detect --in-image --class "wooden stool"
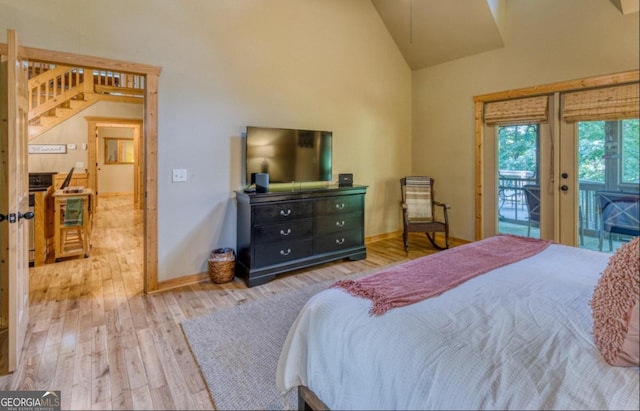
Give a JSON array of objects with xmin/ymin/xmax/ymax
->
[{"xmin": 53, "ymin": 189, "xmax": 93, "ymax": 261}]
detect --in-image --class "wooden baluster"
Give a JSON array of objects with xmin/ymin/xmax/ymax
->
[
  {"xmin": 84, "ymin": 68, "xmax": 94, "ymax": 94},
  {"xmin": 44, "ymin": 81, "xmax": 49, "ymax": 105}
]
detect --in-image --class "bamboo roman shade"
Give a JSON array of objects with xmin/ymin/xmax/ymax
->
[
  {"xmin": 484, "ymin": 96, "xmax": 549, "ymax": 125},
  {"xmin": 562, "ymin": 83, "xmax": 639, "ymax": 122}
]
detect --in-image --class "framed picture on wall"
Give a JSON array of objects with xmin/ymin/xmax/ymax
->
[{"xmin": 28, "ymin": 144, "xmax": 67, "ymax": 154}]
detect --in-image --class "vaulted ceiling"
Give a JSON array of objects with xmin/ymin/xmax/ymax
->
[{"xmin": 371, "ymin": 0, "xmax": 639, "ymax": 71}]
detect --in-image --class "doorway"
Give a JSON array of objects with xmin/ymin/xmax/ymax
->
[
  {"xmin": 6, "ymin": 43, "xmax": 161, "ymax": 292},
  {"xmin": 570, "ymin": 119, "xmax": 640, "ymax": 252},
  {"xmin": 496, "ymin": 124, "xmax": 540, "ymax": 238},
  {"xmin": 474, "ymin": 70, "xmax": 639, "ymax": 246},
  {"xmin": 86, "ymin": 118, "xmax": 144, "ymax": 210}
]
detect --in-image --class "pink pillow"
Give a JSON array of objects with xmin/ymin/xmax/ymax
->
[{"xmin": 590, "ymin": 236, "xmax": 640, "ymax": 366}]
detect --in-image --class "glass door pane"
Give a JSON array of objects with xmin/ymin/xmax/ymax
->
[
  {"xmin": 497, "ymin": 124, "xmax": 540, "ymax": 238},
  {"xmin": 577, "ymin": 119, "xmax": 639, "ymax": 252}
]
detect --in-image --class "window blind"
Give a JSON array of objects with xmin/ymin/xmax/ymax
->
[
  {"xmin": 562, "ymin": 83, "xmax": 639, "ymax": 122},
  {"xmin": 483, "ymin": 96, "xmax": 549, "ymax": 125}
]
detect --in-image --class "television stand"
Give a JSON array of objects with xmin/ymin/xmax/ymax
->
[{"xmin": 235, "ymin": 184, "xmax": 367, "ymax": 287}]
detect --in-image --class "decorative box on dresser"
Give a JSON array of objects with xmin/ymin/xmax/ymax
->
[{"xmin": 235, "ymin": 184, "xmax": 367, "ymax": 287}]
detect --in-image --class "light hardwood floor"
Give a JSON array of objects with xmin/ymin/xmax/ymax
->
[{"xmin": 0, "ymin": 195, "xmax": 463, "ymax": 410}]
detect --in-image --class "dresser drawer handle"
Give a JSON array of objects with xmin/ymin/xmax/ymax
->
[
  {"xmin": 335, "ymin": 203, "xmax": 345, "ymax": 210},
  {"xmin": 280, "ymin": 209, "xmax": 292, "ymax": 217},
  {"xmin": 335, "ymin": 238, "xmax": 345, "ymax": 245},
  {"xmin": 335, "ymin": 220, "xmax": 345, "ymax": 227},
  {"xmin": 280, "ymin": 228, "xmax": 292, "ymax": 236},
  {"xmin": 280, "ymin": 248, "xmax": 292, "ymax": 256}
]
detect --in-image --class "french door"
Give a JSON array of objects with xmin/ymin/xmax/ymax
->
[
  {"xmin": 560, "ymin": 118, "xmax": 640, "ymax": 252},
  {"xmin": 477, "ymin": 72, "xmax": 639, "ymax": 249},
  {"xmin": 482, "ymin": 118, "xmax": 554, "ymax": 241},
  {"xmin": 492, "ymin": 119, "xmax": 638, "ymax": 250},
  {"xmin": 496, "ymin": 124, "xmax": 541, "ymax": 238}
]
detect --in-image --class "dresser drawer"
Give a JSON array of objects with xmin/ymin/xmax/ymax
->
[
  {"xmin": 315, "ymin": 212, "xmax": 363, "ymax": 235},
  {"xmin": 253, "ymin": 201, "xmax": 313, "ymax": 223},
  {"xmin": 315, "ymin": 195, "xmax": 363, "ymax": 216},
  {"xmin": 254, "ymin": 218, "xmax": 313, "ymax": 244},
  {"xmin": 254, "ymin": 239, "xmax": 313, "ymax": 268},
  {"xmin": 315, "ymin": 229, "xmax": 363, "ymax": 254}
]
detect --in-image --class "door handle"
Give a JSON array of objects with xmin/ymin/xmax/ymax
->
[
  {"xmin": 18, "ymin": 211, "xmax": 35, "ymax": 220},
  {"xmin": 0, "ymin": 212, "xmax": 31, "ymax": 222},
  {"xmin": 0, "ymin": 213, "xmax": 16, "ymax": 223}
]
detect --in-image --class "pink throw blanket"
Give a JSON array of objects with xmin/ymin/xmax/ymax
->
[{"xmin": 332, "ymin": 235, "xmax": 553, "ymax": 315}]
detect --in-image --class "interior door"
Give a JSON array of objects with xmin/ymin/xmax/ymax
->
[{"xmin": 0, "ymin": 29, "xmax": 31, "ymax": 374}]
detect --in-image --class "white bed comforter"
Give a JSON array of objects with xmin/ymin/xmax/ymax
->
[{"xmin": 276, "ymin": 244, "xmax": 640, "ymax": 410}]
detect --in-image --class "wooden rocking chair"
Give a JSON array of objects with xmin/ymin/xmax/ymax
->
[{"xmin": 400, "ymin": 176, "xmax": 450, "ymax": 253}]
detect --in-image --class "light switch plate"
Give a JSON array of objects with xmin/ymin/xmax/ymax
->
[{"xmin": 172, "ymin": 168, "xmax": 187, "ymax": 182}]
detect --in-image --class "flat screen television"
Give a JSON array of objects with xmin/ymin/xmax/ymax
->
[{"xmin": 245, "ymin": 126, "xmax": 332, "ymax": 185}]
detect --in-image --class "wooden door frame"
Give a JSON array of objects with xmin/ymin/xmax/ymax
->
[
  {"xmin": 0, "ymin": 43, "xmax": 162, "ymax": 292},
  {"xmin": 473, "ymin": 69, "xmax": 639, "ymax": 241}
]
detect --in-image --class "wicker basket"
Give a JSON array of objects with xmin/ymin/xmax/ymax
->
[{"xmin": 208, "ymin": 248, "xmax": 235, "ymax": 284}]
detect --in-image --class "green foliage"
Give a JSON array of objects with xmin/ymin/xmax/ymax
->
[
  {"xmin": 497, "ymin": 125, "xmax": 538, "ymax": 173},
  {"xmin": 622, "ymin": 119, "xmax": 639, "ymax": 183},
  {"xmin": 578, "ymin": 119, "xmax": 639, "ymax": 183},
  {"xmin": 498, "ymin": 120, "xmax": 639, "ymax": 184},
  {"xmin": 578, "ymin": 121, "xmax": 605, "ymax": 182}
]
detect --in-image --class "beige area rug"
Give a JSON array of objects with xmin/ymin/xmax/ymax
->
[{"xmin": 180, "ymin": 267, "xmax": 387, "ymax": 410}]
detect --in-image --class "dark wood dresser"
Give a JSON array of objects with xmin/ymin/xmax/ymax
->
[{"xmin": 235, "ymin": 184, "xmax": 367, "ymax": 287}]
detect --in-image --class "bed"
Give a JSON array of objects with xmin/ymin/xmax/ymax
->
[{"xmin": 276, "ymin": 235, "xmax": 640, "ymax": 410}]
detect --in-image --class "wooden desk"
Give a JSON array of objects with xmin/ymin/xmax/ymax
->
[{"xmin": 53, "ymin": 188, "xmax": 94, "ymax": 261}]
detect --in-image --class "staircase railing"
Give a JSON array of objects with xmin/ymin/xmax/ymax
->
[
  {"xmin": 93, "ymin": 70, "xmax": 145, "ymax": 97},
  {"xmin": 27, "ymin": 62, "xmax": 144, "ymax": 119},
  {"xmin": 27, "ymin": 64, "xmax": 86, "ymax": 120}
]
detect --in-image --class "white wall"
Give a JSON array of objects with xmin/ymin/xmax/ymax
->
[
  {"xmin": 412, "ymin": 0, "xmax": 639, "ymax": 241},
  {"xmin": 1, "ymin": 0, "xmax": 413, "ymax": 281}
]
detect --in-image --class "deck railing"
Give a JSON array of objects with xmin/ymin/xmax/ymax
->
[
  {"xmin": 498, "ymin": 172, "xmax": 536, "ymax": 222},
  {"xmin": 578, "ymin": 181, "xmax": 604, "ymax": 235},
  {"xmin": 500, "ymin": 175, "xmax": 638, "ymax": 238}
]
